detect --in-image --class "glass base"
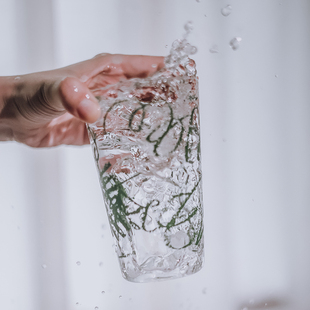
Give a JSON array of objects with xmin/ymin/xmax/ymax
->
[{"xmin": 118, "ymin": 251, "xmax": 204, "ymax": 283}]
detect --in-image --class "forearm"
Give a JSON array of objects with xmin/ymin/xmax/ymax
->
[{"xmin": 0, "ymin": 76, "xmax": 15, "ymax": 141}]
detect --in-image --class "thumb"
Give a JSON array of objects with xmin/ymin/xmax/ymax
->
[{"xmin": 58, "ymin": 77, "xmax": 101, "ymax": 123}]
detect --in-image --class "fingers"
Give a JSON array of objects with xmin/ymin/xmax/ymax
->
[
  {"xmin": 58, "ymin": 77, "xmax": 101, "ymax": 124},
  {"xmin": 118, "ymin": 55, "xmax": 165, "ymax": 78},
  {"xmin": 65, "ymin": 54, "xmax": 165, "ymax": 82}
]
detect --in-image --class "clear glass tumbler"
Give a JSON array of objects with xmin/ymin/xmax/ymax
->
[{"xmin": 87, "ymin": 72, "xmax": 204, "ymax": 282}]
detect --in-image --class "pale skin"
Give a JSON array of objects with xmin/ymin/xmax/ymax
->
[{"xmin": 0, "ymin": 54, "xmax": 164, "ymax": 147}]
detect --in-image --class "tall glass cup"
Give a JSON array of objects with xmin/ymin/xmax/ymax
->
[{"xmin": 87, "ymin": 71, "xmax": 204, "ymax": 282}]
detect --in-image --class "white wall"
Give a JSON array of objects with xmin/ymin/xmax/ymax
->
[{"xmin": 1, "ymin": 0, "xmax": 309, "ymax": 309}]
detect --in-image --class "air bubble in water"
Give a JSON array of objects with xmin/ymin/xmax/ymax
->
[
  {"xmin": 229, "ymin": 37, "xmax": 242, "ymax": 50},
  {"xmin": 221, "ymin": 5, "xmax": 232, "ymax": 16}
]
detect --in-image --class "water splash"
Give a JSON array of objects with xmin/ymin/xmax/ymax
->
[
  {"xmin": 209, "ymin": 45, "xmax": 219, "ymax": 53},
  {"xmin": 229, "ymin": 37, "xmax": 242, "ymax": 50},
  {"xmin": 221, "ymin": 5, "xmax": 232, "ymax": 16},
  {"xmin": 164, "ymin": 21, "xmax": 197, "ymax": 77}
]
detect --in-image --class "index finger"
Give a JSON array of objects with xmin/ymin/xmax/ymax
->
[
  {"xmin": 64, "ymin": 54, "xmax": 165, "ymax": 82},
  {"xmin": 117, "ymin": 54, "xmax": 165, "ymax": 78}
]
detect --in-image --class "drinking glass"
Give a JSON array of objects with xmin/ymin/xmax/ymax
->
[{"xmin": 87, "ymin": 71, "xmax": 204, "ymax": 282}]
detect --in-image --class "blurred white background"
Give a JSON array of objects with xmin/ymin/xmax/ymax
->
[{"xmin": 0, "ymin": 0, "xmax": 309, "ymax": 309}]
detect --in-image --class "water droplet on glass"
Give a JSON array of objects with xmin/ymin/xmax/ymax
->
[
  {"xmin": 229, "ymin": 37, "xmax": 242, "ymax": 50},
  {"xmin": 221, "ymin": 5, "xmax": 232, "ymax": 16},
  {"xmin": 74, "ymin": 86, "xmax": 78, "ymax": 92},
  {"xmin": 76, "ymin": 261, "xmax": 81, "ymax": 266},
  {"xmin": 41, "ymin": 264, "xmax": 47, "ymax": 269},
  {"xmin": 209, "ymin": 45, "xmax": 219, "ymax": 53}
]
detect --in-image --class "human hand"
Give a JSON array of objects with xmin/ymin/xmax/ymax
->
[{"xmin": 0, "ymin": 54, "xmax": 164, "ymax": 147}]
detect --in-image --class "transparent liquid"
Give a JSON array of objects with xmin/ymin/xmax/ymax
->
[{"xmin": 88, "ymin": 27, "xmax": 204, "ymax": 282}]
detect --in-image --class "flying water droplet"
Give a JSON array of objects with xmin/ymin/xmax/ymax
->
[
  {"xmin": 221, "ymin": 5, "xmax": 232, "ymax": 16},
  {"xmin": 119, "ymin": 295, "xmax": 122, "ymax": 299},
  {"xmin": 184, "ymin": 21, "xmax": 194, "ymax": 35},
  {"xmin": 275, "ymin": 74, "xmax": 278, "ymax": 78},
  {"xmin": 101, "ymin": 291, "xmax": 105, "ymax": 294},
  {"xmin": 165, "ymin": 45, "xmax": 168, "ymax": 48},
  {"xmin": 76, "ymin": 261, "xmax": 81, "ymax": 266},
  {"xmin": 209, "ymin": 45, "xmax": 219, "ymax": 53},
  {"xmin": 94, "ymin": 307, "xmax": 99, "ymax": 310},
  {"xmin": 229, "ymin": 37, "xmax": 242, "ymax": 50},
  {"xmin": 41, "ymin": 264, "xmax": 47, "ymax": 269}
]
